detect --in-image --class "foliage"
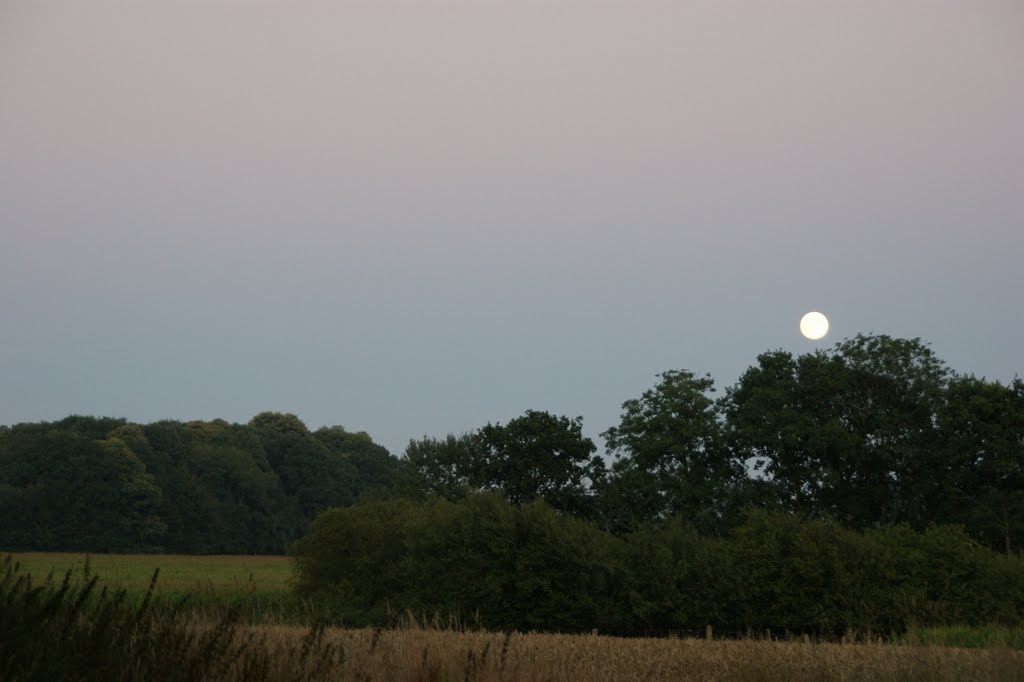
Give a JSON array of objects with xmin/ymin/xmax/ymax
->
[
  {"xmin": 291, "ymin": 496, "xmax": 1024, "ymax": 635},
  {"xmin": 475, "ymin": 411, "xmax": 605, "ymax": 519},
  {"xmin": 601, "ymin": 370, "xmax": 744, "ymax": 533},
  {"xmin": 291, "ymin": 494, "xmax": 627, "ymax": 631},
  {"xmin": 402, "ymin": 411, "xmax": 605, "ymax": 520},
  {"xmin": 401, "ymin": 433, "xmax": 478, "ymax": 501},
  {"xmin": 0, "ymin": 554, "xmax": 244, "ymax": 681},
  {"xmin": 936, "ymin": 375, "xmax": 1024, "ymax": 553},
  {"xmin": 723, "ymin": 335, "xmax": 950, "ymax": 527},
  {"xmin": 0, "ymin": 415, "xmax": 399, "ymax": 554}
]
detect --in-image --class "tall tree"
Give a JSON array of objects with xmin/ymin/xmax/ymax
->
[
  {"xmin": 937, "ymin": 375, "xmax": 1024, "ymax": 552},
  {"xmin": 0, "ymin": 425, "xmax": 165, "ymax": 552},
  {"xmin": 475, "ymin": 411, "xmax": 604, "ymax": 519},
  {"xmin": 314, "ymin": 426, "xmax": 401, "ymax": 498},
  {"xmin": 724, "ymin": 334, "xmax": 950, "ymax": 528},
  {"xmin": 402, "ymin": 433, "xmax": 478, "ymax": 501},
  {"xmin": 601, "ymin": 370, "xmax": 743, "ymax": 533},
  {"xmin": 249, "ymin": 412, "xmax": 361, "ymax": 536}
]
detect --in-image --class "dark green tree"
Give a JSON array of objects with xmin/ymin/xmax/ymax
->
[
  {"xmin": 249, "ymin": 412, "xmax": 360, "ymax": 536},
  {"xmin": 723, "ymin": 334, "xmax": 950, "ymax": 528},
  {"xmin": 475, "ymin": 410, "xmax": 605, "ymax": 519},
  {"xmin": 0, "ymin": 425, "xmax": 164, "ymax": 552},
  {"xmin": 601, "ymin": 370, "xmax": 743, "ymax": 533},
  {"xmin": 401, "ymin": 433, "xmax": 478, "ymax": 501},
  {"xmin": 937, "ymin": 375, "xmax": 1024, "ymax": 552},
  {"xmin": 314, "ymin": 425, "xmax": 401, "ymax": 498}
]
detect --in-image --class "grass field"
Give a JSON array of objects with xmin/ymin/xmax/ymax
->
[
  {"xmin": 6, "ymin": 552, "xmax": 300, "ymax": 622},
  {"xmin": 902, "ymin": 624, "xmax": 1024, "ymax": 650},
  {"xmin": 8, "ymin": 552, "xmax": 292, "ymax": 594}
]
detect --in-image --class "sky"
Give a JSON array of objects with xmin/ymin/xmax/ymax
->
[{"xmin": 1, "ymin": 1, "xmax": 1022, "ymax": 455}]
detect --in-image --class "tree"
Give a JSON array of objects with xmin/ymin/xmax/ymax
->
[
  {"xmin": 402, "ymin": 433, "xmax": 478, "ymax": 501},
  {"xmin": 938, "ymin": 375, "xmax": 1024, "ymax": 553},
  {"xmin": 401, "ymin": 412, "xmax": 604, "ymax": 518},
  {"xmin": 0, "ymin": 425, "xmax": 165, "ymax": 552},
  {"xmin": 475, "ymin": 411, "xmax": 605, "ymax": 519},
  {"xmin": 249, "ymin": 412, "xmax": 359, "ymax": 534},
  {"xmin": 314, "ymin": 426, "xmax": 401, "ymax": 498},
  {"xmin": 723, "ymin": 334, "xmax": 950, "ymax": 528},
  {"xmin": 601, "ymin": 370, "xmax": 743, "ymax": 533}
]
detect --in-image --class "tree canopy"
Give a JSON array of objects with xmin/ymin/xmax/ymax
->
[{"xmin": 1, "ymin": 333, "xmax": 1021, "ymax": 555}]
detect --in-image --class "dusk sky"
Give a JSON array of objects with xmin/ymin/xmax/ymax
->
[{"xmin": 2, "ymin": 1, "xmax": 1022, "ymax": 455}]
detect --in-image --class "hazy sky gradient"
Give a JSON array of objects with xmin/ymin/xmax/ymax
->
[{"xmin": 2, "ymin": 1, "xmax": 1022, "ymax": 454}]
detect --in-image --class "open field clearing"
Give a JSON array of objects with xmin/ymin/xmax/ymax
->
[
  {"xmin": 5, "ymin": 552, "xmax": 302, "ymax": 621},
  {"xmin": 229, "ymin": 626, "xmax": 1024, "ymax": 682}
]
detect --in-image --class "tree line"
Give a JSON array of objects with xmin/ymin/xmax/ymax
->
[
  {"xmin": 0, "ymin": 413, "xmax": 399, "ymax": 553},
  {"xmin": 403, "ymin": 334, "xmax": 1023, "ymax": 553},
  {"xmin": 0, "ymin": 333, "xmax": 1021, "ymax": 555}
]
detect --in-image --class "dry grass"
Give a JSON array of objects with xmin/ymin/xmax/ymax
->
[{"xmin": 228, "ymin": 625, "xmax": 1024, "ymax": 682}]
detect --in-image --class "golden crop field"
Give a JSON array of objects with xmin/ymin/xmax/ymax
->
[{"xmin": 226, "ymin": 625, "xmax": 1024, "ymax": 682}]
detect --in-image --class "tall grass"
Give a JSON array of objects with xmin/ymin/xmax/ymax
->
[
  {"xmin": 0, "ymin": 554, "xmax": 244, "ymax": 681},
  {"xmin": 5, "ymin": 552, "xmax": 315, "ymax": 625},
  {"xmin": 903, "ymin": 624, "xmax": 1024, "ymax": 650}
]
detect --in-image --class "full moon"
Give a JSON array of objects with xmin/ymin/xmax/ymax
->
[{"xmin": 800, "ymin": 312, "xmax": 829, "ymax": 340}]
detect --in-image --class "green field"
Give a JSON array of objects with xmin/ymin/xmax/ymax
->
[
  {"xmin": 7, "ymin": 552, "xmax": 300, "ymax": 621},
  {"xmin": 9, "ymin": 552, "xmax": 292, "ymax": 594}
]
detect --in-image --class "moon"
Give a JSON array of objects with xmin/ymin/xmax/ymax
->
[{"xmin": 800, "ymin": 312, "xmax": 829, "ymax": 340}]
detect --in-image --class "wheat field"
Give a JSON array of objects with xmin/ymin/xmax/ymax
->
[{"xmin": 227, "ymin": 625, "xmax": 1024, "ymax": 681}]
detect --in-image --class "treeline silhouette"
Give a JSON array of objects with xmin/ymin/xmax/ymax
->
[
  {"xmin": 0, "ymin": 413, "xmax": 399, "ymax": 553},
  {"xmin": 0, "ymin": 333, "xmax": 1021, "ymax": 555}
]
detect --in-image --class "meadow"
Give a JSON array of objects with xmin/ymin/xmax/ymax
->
[
  {"xmin": 9, "ymin": 552, "xmax": 292, "ymax": 593},
  {"xmin": 6, "ymin": 552, "xmax": 300, "ymax": 621}
]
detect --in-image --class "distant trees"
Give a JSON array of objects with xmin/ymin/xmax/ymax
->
[
  {"xmin": 0, "ymin": 332, "xmax": 1021, "ymax": 556},
  {"xmin": 402, "ymin": 410, "xmax": 604, "ymax": 519},
  {"xmin": 724, "ymin": 335, "xmax": 949, "ymax": 527},
  {"xmin": 721, "ymin": 334, "xmax": 1023, "ymax": 551},
  {"xmin": 475, "ymin": 411, "xmax": 604, "ymax": 518},
  {"xmin": 0, "ymin": 425, "xmax": 163, "ymax": 552},
  {"xmin": 0, "ymin": 414, "xmax": 401, "ymax": 554},
  {"xmin": 402, "ymin": 434, "xmax": 477, "ymax": 501}
]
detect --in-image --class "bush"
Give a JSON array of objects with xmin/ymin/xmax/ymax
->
[{"xmin": 291, "ymin": 497, "xmax": 1024, "ymax": 635}]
